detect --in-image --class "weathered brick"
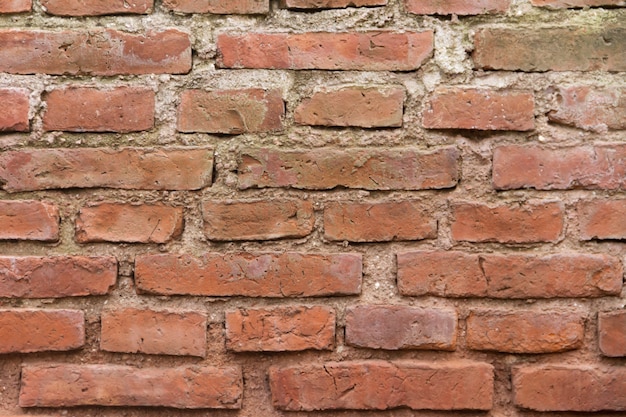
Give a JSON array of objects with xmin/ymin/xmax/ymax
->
[
  {"xmin": 0, "ymin": 29, "xmax": 191, "ymax": 75},
  {"xmin": 467, "ymin": 310, "xmax": 584, "ymax": 353},
  {"xmin": 473, "ymin": 27, "xmax": 626, "ymax": 72},
  {"xmin": 513, "ymin": 365, "xmax": 626, "ymax": 411},
  {"xmin": 578, "ymin": 199, "xmax": 626, "ymax": 240},
  {"xmin": 406, "ymin": 0, "xmax": 510, "ymax": 14},
  {"xmin": 270, "ymin": 360, "xmax": 493, "ymax": 410},
  {"xmin": 493, "ymin": 145, "xmax": 626, "ymax": 190},
  {"xmin": 178, "ymin": 89, "xmax": 284, "ymax": 134},
  {"xmin": 135, "ymin": 252, "xmax": 361, "ymax": 297},
  {"xmin": 599, "ymin": 310, "xmax": 626, "ymax": 357},
  {"xmin": 101, "ymin": 308, "xmax": 207, "ymax": 357},
  {"xmin": 549, "ymin": 86, "xmax": 626, "ymax": 131},
  {"xmin": 238, "ymin": 148, "xmax": 459, "ymax": 190},
  {"xmin": 75, "ymin": 203, "xmax": 183, "ymax": 244},
  {"xmin": 282, "ymin": 0, "xmax": 386, "ymax": 9},
  {"xmin": 0, "ymin": 200, "xmax": 59, "ymax": 241},
  {"xmin": 323, "ymin": 201, "xmax": 436, "ymax": 242},
  {"xmin": 0, "ymin": 147, "xmax": 213, "ymax": 192},
  {"xmin": 295, "ymin": 87, "xmax": 405, "ymax": 128},
  {"xmin": 0, "ymin": 309, "xmax": 84, "ymax": 353},
  {"xmin": 422, "ymin": 88, "xmax": 534, "ymax": 131},
  {"xmin": 345, "ymin": 306, "xmax": 457, "ymax": 350},
  {"xmin": 0, "ymin": 256, "xmax": 117, "ymax": 298},
  {"xmin": 397, "ymin": 251, "xmax": 623, "ymax": 298},
  {"xmin": 0, "ymin": 0, "xmax": 31, "ymax": 13},
  {"xmin": 225, "ymin": 306, "xmax": 335, "ymax": 351},
  {"xmin": 202, "ymin": 200, "xmax": 314, "ymax": 241},
  {"xmin": 531, "ymin": 0, "xmax": 625, "ymax": 8},
  {"xmin": 217, "ymin": 31, "xmax": 433, "ymax": 71},
  {"xmin": 451, "ymin": 201, "xmax": 564, "ymax": 243},
  {"xmin": 19, "ymin": 365, "xmax": 242, "ymax": 409},
  {"xmin": 41, "ymin": 0, "xmax": 153, "ymax": 15},
  {"xmin": 0, "ymin": 88, "xmax": 29, "ymax": 132},
  {"xmin": 43, "ymin": 87, "xmax": 154, "ymax": 133},
  {"xmin": 163, "ymin": 0, "xmax": 269, "ymax": 13}
]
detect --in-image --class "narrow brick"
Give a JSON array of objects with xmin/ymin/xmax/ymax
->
[
  {"xmin": 0, "ymin": 88, "xmax": 29, "ymax": 131},
  {"xmin": 549, "ymin": 86, "xmax": 626, "ymax": 131},
  {"xmin": 0, "ymin": 147, "xmax": 213, "ymax": 192},
  {"xmin": 345, "ymin": 306, "xmax": 456, "ymax": 350},
  {"xmin": 282, "ymin": 0, "xmax": 386, "ymax": 9},
  {"xmin": 270, "ymin": 360, "xmax": 493, "ymax": 410},
  {"xmin": 101, "ymin": 308, "xmax": 207, "ymax": 357},
  {"xmin": 135, "ymin": 252, "xmax": 362, "ymax": 297},
  {"xmin": 599, "ymin": 310, "xmax": 626, "ymax": 357},
  {"xmin": 0, "ymin": 256, "xmax": 117, "ymax": 298},
  {"xmin": 406, "ymin": 0, "xmax": 510, "ymax": 14},
  {"xmin": 163, "ymin": 0, "xmax": 269, "ymax": 13},
  {"xmin": 0, "ymin": 0, "xmax": 31, "ymax": 13},
  {"xmin": 0, "ymin": 309, "xmax": 84, "ymax": 353},
  {"xmin": 578, "ymin": 199, "xmax": 626, "ymax": 240},
  {"xmin": 226, "ymin": 306, "xmax": 335, "ymax": 352},
  {"xmin": 0, "ymin": 200, "xmax": 59, "ymax": 241},
  {"xmin": 0, "ymin": 29, "xmax": 191, "ymax": 75},
  {"xmin": 19, "ymin": 365, "xmax": 242, "ymax": 409},
  {"xmin": 41, "ymin": 0, "xmax": 153, "ymax": 15},
  {"xmin": 217, "ymin": 31, "xmax": 433, "ymax": 71},
  {"xmin": 532, "ymin": 0, "xmax": 625, "ymax": 8},
  {"xmin": 238, "ymin": 147, "xmax": 459, "ymax": 190}
]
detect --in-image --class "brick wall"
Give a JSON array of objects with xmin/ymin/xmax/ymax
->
[{"xmin": 0, "ymin": 0, "xmax": 625, "ymax": 416}]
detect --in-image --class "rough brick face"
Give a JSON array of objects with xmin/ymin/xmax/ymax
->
[
  {"xmin": 41, "ymin": 0, "xmax": 153, "ymax": 16},
  {"xmin": 549, "ymin": 86, "xmax": 626, "ymax": 131},
  {"xmin": 598, "ymin": 311, "xmax": 626, "ymax": 357},
  {"xmin": 405, "ymin": 0, "xmax": 510, "ymax": 14},
  {"xmin": 0, "ymin": 0, "xmax": 31, "ymax": 13},
  {"xmin": 578, "ymin": 199, "xmax": 626, "ymax": 240},
  {"xmin": 163, "ymin": 0, "xmax": 269, "ymax": 14},
  {"xmin": 0, "ymin": 200, "xmax": 59, "ymax": 241},
  {"xmin": 531, "ymin": 0, "xmax": 625, "ymax": 7},
  {"xmin": 0, "ymin": 88, "xmax": 29, "ymax": 131},
  {"xmin": 282, "ymin": 0, "xmax": 386, "ymax": 9}
]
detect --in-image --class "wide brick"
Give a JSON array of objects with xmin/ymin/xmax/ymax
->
[
  {"xmin": 43, "ymin": 87, "xmax": 154, "ymax": 133},
  {"xmin": 0, "ymin": 200, "xmax": 59, "ymax": 241},
  {"xmin": 578, "ymin": 199, "xmax": 626, "ymax": 240},
  {"xmin": 0, "ymin": 256, "xmax": 117, "ymax": 298},
  {"xmin": 135, "ymin": 252, "xmax": 361, "ymax": 297},
  {"xmin": 324, "ymin": 201, "xmax": 436, "ymax": 242},
  {"xmin": 282, "ymin": 0, "xmax": 386, "ymax": 9},
  {"xmin": 0, "ymin": 0, "xmax": 31, "ymax": 13},
  {"xmin": 467, "ymin": 310, "xmax": 584, "ymax": 353},
  {"xmin": 178, "ymin": 89, "xmax": 284, "ymax": 134},
  {"xmin": 599, "ymin": 310, "xmax": 626, "ymax": 357},
  {"xmin": 345, "ymin": 306, "xmax": 456, "ymax": 350},
  {"xmin": 76, "ymin": 203, "xmax": 183, "ymax": 244},
  {"xmin": 0, "ymin": 29, "xmax": 191, "ymax": 75},
  {"xmin": 19, "ymin": 365, "xmax": 242, "ymax": 408},
  {"xmin": 217, "ymin": 31, "xmax": 433, "ymax": 71},
  {"xmin": 531, "ymin": 0, "xmax": 625, "ymax": 8},
  {"xmin": 270, "ymin": 360, "xmax": 493, "ymax": 410},
  {"xmin": 202, "ymin": 200, "xmax": 314, "ymax": 241},
  {"xmin": 473, "ymin": 27, "xmax": 626, "ymax": 72},
  {"xmin": 513, "ymin": 365, "xmax": 626, "ymax": 411},
  {"xmin": 295, "ymin": 87, "xmax": 405, "ymax": 128},
  {"xmin": 0, "ymin": 88, "xmax": 29, "ymax": 131},
  {"xmin": 101, "ymin": 308, "xmax": 207, "ymax": 357},
  {"xmin": 422, "ymin": 88, "xmax": 534, "ymax": 131},
  {"xmin": 225, "ymin": 306, "xmax": 335, "ymax": 351},
  {"xmin": 406, "ymin": 0, "xmax": 510, "ymax": 14},
  {"xmin": 493, "ymin": 145, "xmax": 626, "ymax": 190},
  {"xmin": 41, "ymin": 0, "xmax": 153, "ymax": 15},
  {"xmin": 238, "ymin": 148, "xmax": 459, "ymax": 190},
  {"xmin": 549, "ymin": 86, "xmax": 626, "ymax": 131},
  {"xmin": 397, "ymin": 251, "xmax": 623, "ymax": 298},
  {"xmin": 0, "ymin": 147, "xmax": 213, "ymax": 192},
  {"xmin": 0, "ymin": 309, "xmax": 84, "ymax": 353},
  {"xmin": 451, "ymin": 201, "xmax": 563, "ymax": 243},
  {"xmin": 163, "ymin": 0, "xmax": 269, "ymax": 13}
]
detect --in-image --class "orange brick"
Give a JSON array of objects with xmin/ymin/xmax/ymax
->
[
  {"xmin": 0, "ymin": 200, "xmax": 59, "ymax": 241},
  {"xmin": 41, "ymin": 0, "xmax": 152, "ymax": 15},
  {"xmin": 0, "ymin": 88, "xmax": 29, "ymax": 131}
]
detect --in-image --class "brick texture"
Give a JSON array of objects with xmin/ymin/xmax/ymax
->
[
  {"xmin": 0, "ymin": 200, "xmax": 59, "ymax": 241},
  {"xmin": 41, "ymin": 0, "xmax": 153, "ymax": 16},
  {"xmin": 578, "ymin": 199, "xmax": 626, "ymax": 240},
  {"xmin": 0, "ymin": 88, "xmax": 29, "ymax": 131},
  {"xmin": 405, "ymin": 0, "xmax": 510, "ymax": 14},
  {"xmin": 282, "ymin": 0, "xmax": 386, "ymax": 8},
  {"xmin": 0, "ymin": 0, "xmax": 31, "ymax": 13},
  {"xmin": 549, "ymin": 86, "xmax": 626, "ymax": 131},
  {"xmin": 599, "ymin": 310, "xmax": 626, "ymax": 357},
  {"xmin": 162, "ymin": 0, "xmax": 269, "ymax": 14}
]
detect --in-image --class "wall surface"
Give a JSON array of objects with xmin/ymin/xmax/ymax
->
[{"xmin": 0, "ymin": 0, "xmax": 625, "ymax": 416}]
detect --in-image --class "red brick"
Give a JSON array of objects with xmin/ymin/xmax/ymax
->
[
  {"xmin": 473, "ymin": 27, "xmax": 626, "ymax": 72},
  {"xmin": 493, "ymin": 145, "xmax": 626, "ymax": 190},
  {"xmin": 178, "ymin": 89, "xmax": 284, "ymax": 134},
  {"xmin": 422, "ymin": 88, "xmax": 534, "ymax": 131},
  {"xmin": 467, "ymin": 310, "xmax": 584, "ymax": 353},
  {"xmin": 513, "ymin": 365, "xmax": 626, "ymax": 411},
  {"xmin": 451, "ymin": 201, "xmax": 563, "ymax": 243},
  {"xmin": 135, "ymin": 252, "xmax": 361, "ymax": 297},
  {"xmin": 578, "ymin": 199, "xmax": 626, "ymax": 240},
  {"xmin": 270, "ymin": 360, "xmax": 493, "ymax": 410},
  {"xmin": 599, "ymin": 310, "xmax": 626, "ymax": 357},
  {"xmin": 238, "ymin": 147, "xmax": 459, "ymax": 190},
  {"xmin": 323, "ymin": 201, "xmax": 436, "ymax": 242},
  {"xmin": 282, "ymin": 0, "xmax": 386, "ymax": 9},
  {"xmin": 0, "ymin": 29, "xmax": 191, "ymax": 75},
  {"xmin": 19, "ymin": 365, "xmax": 242, "ymax": 409},
  {"xmin": 163, "ymin": 0, "xmax": 269, "ymax": 13},
  {"xmin": 0, "ymin": 0, "xmax": 31, "ymax": 13},
  {"xmin": 76, "ymin": 203, "xmax": 183, "ymax": 244},
  {"xmin": 217, "ymin": 31, "xmax": 433, "ymax": 71},
  {"xmin": 101, "ymin": 308, "xmax": 207, "ymax": 357},
  {"xmin": 0, "ymin": 88, "xmax": 29, "ymax": 131},
  {"xmin": 225, "ymin": 306, "xmax": 335, "ymax": 351},
  {"xmin": 406, "ymin": 0, "xmax": 510, "ymax": 14},
  {"xmin": 295, "ymin": 87, "xmax": 405, "ymax": 128},
  {"xmin": 532, "ymin": 0, "xmax": 625, "ymax": 8},
  {"xmin": 41, "ymin": 0, "xmax": 152, "ymax": 15},
  {"xmin": 43, "ymin": 87, "xmax": 154, "ymax": 133},
  {"xmin": 0, "ymin": 309, "xmax": 84, "ymax": 353},
  {"xmin": 0, "ymin": 147, "xmax": 213, "ymax": 192},
  {"xmin": 0, "ymin": 256, "xmax": 117, "ymax": 298},
  {"xmin": 549, "ymin": 86, "xmax": 626, "ymax": 131},
  {"xmin": 397, "ymin": 251, "xmax": 623, "ymax": 298},
  {"xmin": 345, "ymin": 306, "xmax": 456, "ymax": 350},
  {"xmin": 0, "ymin": 200, "xmax": 59, "ymax": 241},
  {"xmin": 202, "ymin": 200, "xmax": 314, "ymax": 241}
]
